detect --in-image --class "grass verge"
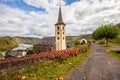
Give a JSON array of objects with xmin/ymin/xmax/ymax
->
[
  {"xmin": 106, "ymin": 50, "xmax": 120, "ymax": 60},
  {"xmin": 0, "ymin": 48, "xmax": 91, "ymax": 80}
]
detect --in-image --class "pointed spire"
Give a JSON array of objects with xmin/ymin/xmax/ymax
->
[{"xmin": 55, "ymin": 0, "xmax": 65, "ymax": 25}]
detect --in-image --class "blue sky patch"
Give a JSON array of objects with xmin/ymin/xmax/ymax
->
[
  {"xmin": 0, "ymin": 0, "xmax": 80, "ymax": 12},
  {"xmin": 65, "ymin": 0, "xmax": 80, "ymax": 5},
  {"xmin": 0, "ymin": 0, "xmax": 45, "ymax": 12}
]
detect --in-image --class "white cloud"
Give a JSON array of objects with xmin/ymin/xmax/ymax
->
[{"xmin": 0, "ymin": 0, "xmax": 120, "ymax": 37}]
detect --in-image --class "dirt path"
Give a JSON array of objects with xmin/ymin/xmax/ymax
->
[{"xmin": 67, "ymin": 44, "xmax": 120, "ymax": 80}]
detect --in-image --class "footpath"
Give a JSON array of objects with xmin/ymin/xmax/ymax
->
[{"xmin": 67, "ymin": 44, "xmax": 120, "ymax": 80}]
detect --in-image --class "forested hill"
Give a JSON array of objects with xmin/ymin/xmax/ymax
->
[{"xmin": 0, "ymin": 36, "xmax": 40, "ymax": 51}]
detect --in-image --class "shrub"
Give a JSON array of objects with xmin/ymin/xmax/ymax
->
[{"xmin": 0, "ymin": 45, "xmax": 89, "ymax": 64}]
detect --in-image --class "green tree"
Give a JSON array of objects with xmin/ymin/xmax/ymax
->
[
  {"xmin": 27, "ymin": 49, "xmax": 34, "ymax": 55},
  {"xmin": 116, "ymin": 23, "xmax": 120, "ymax": 29},
  {"xmin": 92, "ymin": 24, "xmax": 119, "ymax": 46},
  {"xmin": 0, "ymin": 51, "xmax": 3, "ymax": 58}
]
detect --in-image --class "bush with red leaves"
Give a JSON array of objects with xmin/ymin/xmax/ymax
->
[{"xmin": 0, "ymin": 45, "xmax": 88, "ymax": 64}]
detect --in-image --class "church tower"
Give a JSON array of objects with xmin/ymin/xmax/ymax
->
[{"xmin": 55, "ymin": 0, "xmax": 66, "ymax": 50}]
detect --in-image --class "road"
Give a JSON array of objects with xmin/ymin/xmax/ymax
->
[{"xmin": 67, "ymin": 44, "xmax": 120, "ymax": 80}]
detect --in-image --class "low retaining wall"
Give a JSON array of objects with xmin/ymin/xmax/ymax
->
[
  {"xmin": 0, "ymin": 45, "xmax": 89, "ymax": 76},
  {"xmin": 0, "ymin": 57, "xmax": 49, "ymax": 76}
]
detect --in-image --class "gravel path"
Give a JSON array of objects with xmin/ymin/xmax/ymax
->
[{"xmin": 67, "ymin": 44, "xmax": 120, "ymax": 80}]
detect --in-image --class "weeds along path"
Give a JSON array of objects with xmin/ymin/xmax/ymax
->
[{"xmin": 67, "ymin": 44, "xmax": 120, "ymax": 80}]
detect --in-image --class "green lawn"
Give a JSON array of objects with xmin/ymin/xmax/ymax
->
[
  {"xmin": 106, "ymin": 50, "xmax": 120, "ymax": 60},
  {"xmin": 0, "ymin": 49, "xmax": 91, "ymax": 80}
]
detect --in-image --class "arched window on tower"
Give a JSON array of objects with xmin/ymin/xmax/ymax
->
[
  {"xmin": 57, "ymin": 32, "xmax": 59, "ymax": 35},
  {"xmin": 63, "ymin": 27, "xmax": 64, "ymax": 30},
  {"xmin": 57, "ymin": 27, "xmax": 59, "ymax": 30},
  {"xmin": 57, "ymin": 37, "xmax": 59, "ymax": 40},
  {"xmin": 63, "ymin": 32, "xmax": 64, "ymax": 35}
]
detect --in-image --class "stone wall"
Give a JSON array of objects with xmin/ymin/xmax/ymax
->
[{"xmin": 0, "ymin": 56, "xmax": 50, "ymax": 76}]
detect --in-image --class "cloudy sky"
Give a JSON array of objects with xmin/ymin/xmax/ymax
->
[{"xmin": 0, "ymin": 0, "xmax": 120, "ymax": 38}]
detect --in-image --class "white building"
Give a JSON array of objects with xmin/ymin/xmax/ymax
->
[
  {"xmin": 7, "ymin": 43, "xmax": 33, "ymax": 57},
  {"xmin": 80, "ymin": 39, "xmax": 88, "ymax": 44}
]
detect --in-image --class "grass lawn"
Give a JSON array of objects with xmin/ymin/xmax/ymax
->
[
  {"xmin": 106, "ymin": 50, "xmax": 120, "ymax": 60},
  {"xmin": 0, "ymin": 49, "xmax": 91, "ymax": 80}
]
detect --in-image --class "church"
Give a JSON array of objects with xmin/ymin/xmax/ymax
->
[{"xmin": 33, "ymin": 2, "xmax": 66, "ymax": 53}]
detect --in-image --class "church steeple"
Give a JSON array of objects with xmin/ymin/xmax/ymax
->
[
  {"xmin": 55, "ymin": 0, "xmax": 65, "ymax": 25},
  {"xmin": 55, "ymin": 0, "xmax": 66, "ymax": 50}
]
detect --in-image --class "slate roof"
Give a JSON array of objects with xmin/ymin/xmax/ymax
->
[{"xmin": 35, "ymin": 37, "xmax": 55, "ymax": 46}]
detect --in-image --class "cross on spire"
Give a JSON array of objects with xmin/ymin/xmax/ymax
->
[
  {"xmin": 59, "ymin": 0, "xmax": 61, "ymax": 8},
  {"xmin": 55, "ymin": 0, "xmax": 65, "ymax": 25}
]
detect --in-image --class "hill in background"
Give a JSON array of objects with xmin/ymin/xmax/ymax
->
[
  {"xmin": 0, "ymin": 34, "xmax": 92, "ymax": 52},
  {"xmin": 67, "ymin": 34, "xmax": 92, "ymax": 42},
  {"xmin": 12, "ymin": 37, "xmax": 40, "ymax": 45},
  {"xmin": 0, "ymin": 36, "xmax": 17, "ymax": 52},
  {"xmin": 0, "ymin": 36, "xmax": 40, "ymax": 52}
]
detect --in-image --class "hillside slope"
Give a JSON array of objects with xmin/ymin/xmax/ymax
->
[
  {"xmin": 0, "ymin": 36, "xmax": 17, "ymax": 51},
  {"xmin": 67, "ymin": 34, "xmax": 92, "ymax": 42},
  {"xmin": 0, "ymin": 36, "xmax": 40, "ymax": 52},
  {"xmin": 12, "ymin": 37, "xmax": 39, "ymax": 44}
]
